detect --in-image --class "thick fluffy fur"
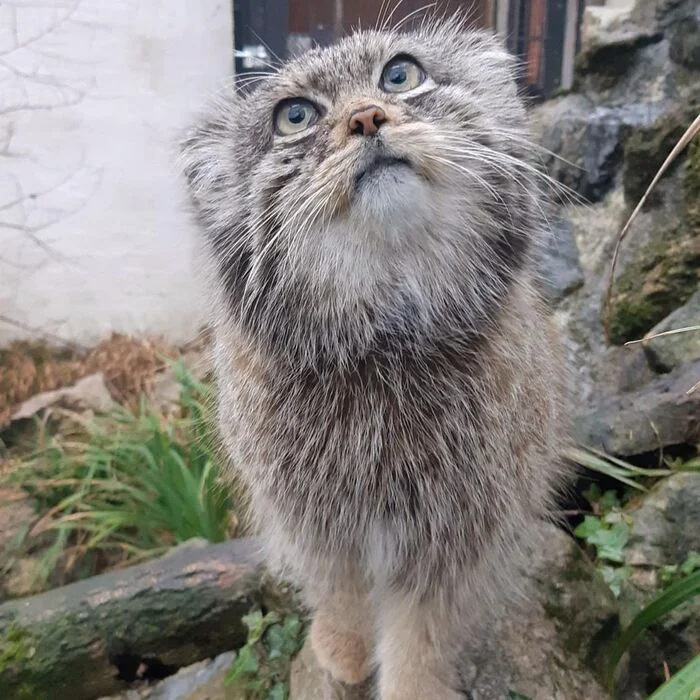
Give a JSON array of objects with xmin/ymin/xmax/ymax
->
[{"xmin": 182, "ymin": 16, "xmax": 568, "ymax": 699}]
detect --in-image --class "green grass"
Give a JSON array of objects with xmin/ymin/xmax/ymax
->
[
  {"xmin": 570, "ymin": 447, "xmax": 700, "ymax": 694},
  {"xmin": 606, "ymin": 571, "xmax": 700, "ymax": 693},
  {"xmin": 565, "ymin": 445, "xmax": 672, "ymax": 491},
  {"xmin": 647, "ymin": 655, "xmax": 700, "ymax": 700},
  {"xmin": 6, "ymin": 362, "xmax": 233, "ymax": 584}
]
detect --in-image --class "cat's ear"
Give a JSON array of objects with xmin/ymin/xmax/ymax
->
[
  {"xmin": 181, "ymin": 119, "xmax": 224, "ymax": 191},
  {"xmin": 179, "ymin": 98, "xmax": 239, "ymax": 205}
]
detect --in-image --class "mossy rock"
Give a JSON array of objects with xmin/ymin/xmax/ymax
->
[
  {"xmin": 685, "ymin": 134, "xmax": 700, "ymax": 228},
  {"xmin": 0, "ymin": 620, "xmax": 48, "ymax": 700},
  {"xmin": 609, "ymin": 139, "xmax": 700, "ymax": 345},
  {"xmin": 622, "ymin": 95, "xmax": 700, "ymax": 207},
  {"xmin": 575, "ymin": 32, "xmax": 662, "ymax": 89},
  {"xmin": 623, "ymin": 121, "xmax": 687, "ymax": 208},
  {"xmin": 608, "ymin": 228, "xmax": 699, "ymax": 344}
]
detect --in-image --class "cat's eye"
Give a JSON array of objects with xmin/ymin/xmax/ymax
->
[
  {"xmin": 274, "ymin": 98, "xmax": 319, "ymax": 135},
  {"xmin": 380, "ymin": 56, "xmax": 425, "ymax": 93}
]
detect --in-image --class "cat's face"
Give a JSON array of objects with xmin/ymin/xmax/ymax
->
[{"xmin": 183, "ymin": 18, "xmax": 543, "ymax": 362}]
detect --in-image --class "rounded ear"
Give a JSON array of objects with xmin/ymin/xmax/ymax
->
[{"xmin": 179, "ymin": 115, "xmax": 231, "ymax": 199}]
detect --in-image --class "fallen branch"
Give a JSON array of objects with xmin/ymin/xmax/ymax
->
[{"xmin": 0, "ymin": 537, "xmax": 276, "ymax": 700}]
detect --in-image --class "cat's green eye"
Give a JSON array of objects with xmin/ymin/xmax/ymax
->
[
  {"xmin": 274, "ymin": 98, "xmax": 319, "ymax": 135},
  {"xmin": 381, "ymin": 56, "xmax": 425, "ymax": 93}
]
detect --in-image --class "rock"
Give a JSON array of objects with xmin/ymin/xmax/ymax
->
[
  {"xmin": 596, "ymin": 344, "xmax": 657, "ymax": 396},
  {"xmin": 581, "ymin": 5, "xmax": 659, "ymax": 54},
  {"xmin": 578, "ymin": 38, "xmax": 676, "ymax": 108},
  {"xmin": 532, "ymin": 95, "xmax": 668, "ymax": 202},
  {"xmin": 642, "ymin": 290, "xmax": 700, "ymax": 372},
  {"xmin": 10, "ymin": 372, "xmax": 117, "ymax": 421},
  {"xmin": 608, "ymin": 138, "xmax": 700, "ymax": 346},
  {"xmin": 99, "ymin": 651, "xmax": 236, "ymax": 700},
  {"xmin": 290, "ymin": 524, "xmax": 616, "ymax": 700},
  {"xmin": 625, "ymin": 472, "xmax": 700, "ymax": 568},
  {"xmin": 576, "ymin": 30, "xmax": 664, "ymax": 87},
  {"xmin": 658, "ymin": 0, "xmax": 700, "ymax": 70},
  {"xmin": 575, "ymin": 359, "xmax": 700, "ymax": 456},
  {"xmin": 538, "ymin": 215, "xmax": 585, "ymax": 304},
  {"xmin": 622, "ymin": 93, "xmax": 700, "ymax": 207},
  {"xmin": 617, "ymin": 474, "xmax": 700, "ymax": 688},
  {"xmin": 607, "ymin": 223, "xmax": 700, "ymax": 345},
  {"xmin": 669, "ymin": 13, "xmax": 700, "ymax": 69}
]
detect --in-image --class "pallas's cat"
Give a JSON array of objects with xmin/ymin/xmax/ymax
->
[{"xmin": 181, "ymin": 15, "xmax": 568, "ymax": 700}]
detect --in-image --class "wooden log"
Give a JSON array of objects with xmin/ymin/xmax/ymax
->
[{"xmin": 0, "ymin": 537, "xmax": 272, "ymax": 700}]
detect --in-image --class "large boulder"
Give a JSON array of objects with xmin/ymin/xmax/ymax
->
[
  {"xmin": 607, "ymin": 139, "xmax": 700, "ymax": 345},
  {"xmin": 625, "ymin": 472, "xmax": 700, "ymax": 568},
  {"xmin": 532, "ymin": 95, "xmax": 668, "ymax": 202},
  {"xmin": 538, "ymin": 215, "xmax": 585, "ymax": 304},
  {"xmin": 99, "ymin": 652, "xmax": 236, "ymax": 700},
  {"xmin": 575, "ymin": 359, "xmax": 700, "ymax": 456},
  {"xmin": 642, "ymin": 289, "xmax": 700, "ymax": 372}
]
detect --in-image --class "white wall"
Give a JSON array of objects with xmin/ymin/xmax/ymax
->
[{"xmin": 0, "ymin": 0, "xmax": 233, "ymax": 346}]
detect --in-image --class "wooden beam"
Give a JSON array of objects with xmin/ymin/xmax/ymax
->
[{"xmin": 0, "ymin": 538, "xmax": 282, "ymax": 700}]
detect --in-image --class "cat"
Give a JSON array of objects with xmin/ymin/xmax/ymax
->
[{"xmin": 181, "ymin": 14, "xmax": 569, "ymax": 700}]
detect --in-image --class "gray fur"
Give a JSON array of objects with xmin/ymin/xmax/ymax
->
[{"xmin": 181, "ymin": 14, "xmax": 569, "ymax": 698}]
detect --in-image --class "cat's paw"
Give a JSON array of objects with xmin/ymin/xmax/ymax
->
[{"xmin": 310, "ymin": 614, "xmax": 372, "ymax": 685}]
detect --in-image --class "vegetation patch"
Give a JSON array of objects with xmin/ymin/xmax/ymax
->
[
  {"xmin": 225, "ymin": 609, "xmax": 306, "ymax": 700},
  {"xmin": 2, "ymin": 363, "xmax": 234, "ymax": 591}
]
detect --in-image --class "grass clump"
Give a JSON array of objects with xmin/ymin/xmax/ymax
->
[{"xmin": 6, "ymin": 362, "xmax": 234, "ymax": 585}]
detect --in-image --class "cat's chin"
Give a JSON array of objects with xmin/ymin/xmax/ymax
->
[{"xmin": 350, "ymin": 160, "xmax": 429, "ymax": 227}]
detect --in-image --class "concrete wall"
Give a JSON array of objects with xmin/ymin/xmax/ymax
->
[{"xmin": 0, "ymin": 0, "xmax": 233, "ymax": 346}]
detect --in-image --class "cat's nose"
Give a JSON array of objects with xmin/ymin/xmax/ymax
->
[{"xmin": 348, "ymin": 105, "xmax": 387, "ymax": 136}]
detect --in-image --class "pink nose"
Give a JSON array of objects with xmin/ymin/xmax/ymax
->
[{"xmin": 348, "ymin": 105, "xmax": 387, "ymax": 136}]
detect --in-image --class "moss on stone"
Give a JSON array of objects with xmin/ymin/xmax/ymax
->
[
  {"xmin": 622, "ymin": 89, "xmax": 700, "ymax": 207},
  {"xmin": 609, "ymin": 134, "xmax": 700, "ymax": 345},
  {"xmin": 0, "ymin": 622, "xmax": 47, "ymax": 700},
  {"xmin": 684, "ymin": 136, "xmax": 700, "ymax": 227},
  {"xmin": 622, "ymin": 120, "xmax": 687, "ymax": 207},
  {"xmin": 0, "ymin": 623, "xmax": 33, "ymax": 671},
  {"xmin": 608, "ymin": 228, "xmax": 699, "ymax": 344}
]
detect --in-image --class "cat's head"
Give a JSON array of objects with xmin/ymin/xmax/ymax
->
[{"xmin": 182, "ymin": 17, "xmax": 546, "ymax": 365}]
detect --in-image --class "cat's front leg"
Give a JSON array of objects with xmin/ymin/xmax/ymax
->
[
  {"xmin": 375, "ymin": 589, "xmax": 465, "ymax": 700},
  {"xmin": 309, "ymin": 575, "xmax": 375, "ymax": 687}
]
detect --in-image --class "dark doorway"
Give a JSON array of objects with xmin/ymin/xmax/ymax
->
[
  {"xmin": 233, "ymin": 0, "xmax": 289, "ymax": 76},
  {"xmin": 233, "ymin": 0, "xmax": 491, "ymax": 74}
]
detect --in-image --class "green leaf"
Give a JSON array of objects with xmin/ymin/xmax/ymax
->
[
  {"xmin": 244, "ymin": 610, "xmax": 280, "ymax": 646},
  {"xmin": 265, "ymin": 614, "xmax": 303, "ymax": 660},
  {"xmin": 606, "ymin": 571, "xmax": 700, "ymax": 690},
  {"xmin": 587, "ymin": 522, "xmax": 630, "ymax": 563},
  {"xmin": 267, "ymin": 682, "xmax": 288, "ymax": 700},
  {"xmin": 600, "ymin": 565, "xmax": 631, "ymax": 598},
  {"xmin": 225, "ymin": 645, "xmax": 260, "ymax": 686},
  {"xmin": 681, "ymin": 552, "xmax": 700, "ymax": 577},
  {"xmin": 647, "ymin": 654, "xmax": 700, "ymax": 700},
  {"xmin": 574, "ymin": 515, "xmax": 604, "ymax": 539},
  {"xmin": 599, "ymin": 490, "xmax": 621, "ymax": 514}
]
